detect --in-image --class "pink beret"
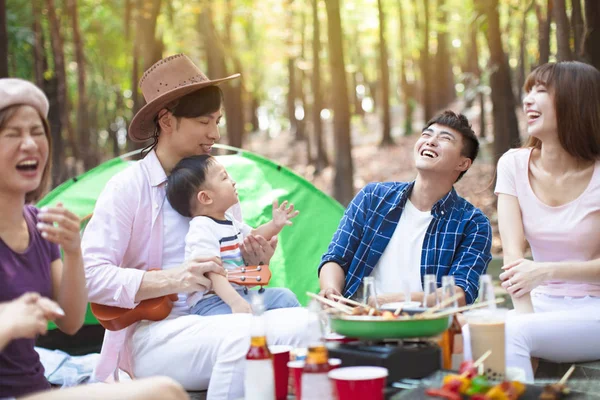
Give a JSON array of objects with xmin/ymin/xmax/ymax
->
[{"xmin": 0, "ymin": 78, "xmax": 49, "ymax": 118}]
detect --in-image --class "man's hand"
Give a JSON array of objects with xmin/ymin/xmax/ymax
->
[
  {"xmin": 318, "ymin": 287, "xmax": 342, "ymax": 300},
  {"xmin": 174, "ymin": 256, "xmax": 225, "ymax": 293},
  {"xmin": 241, "ymin": 235, "xmax": 277, "ymax": 266},
  {"xmin": 1, "ymin": 293, "xmax": 63, "ymax": 340},
  {"xmin": 369, "ymin": 293, "xmax": 404, "ymax": 307}
]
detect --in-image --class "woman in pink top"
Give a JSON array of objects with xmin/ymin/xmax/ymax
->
[
  {"xmin": 496, "ymin": 61, "xmax": 600, "ymax": 380},
  {"xmin": 82, "ymin": 55, "xmax": 307, "ymax": 399}
]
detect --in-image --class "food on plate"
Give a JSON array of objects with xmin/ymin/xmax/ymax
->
[
  {"xmin": 539, "ymin": 383, "xmax": 569, "ymax": 400},
  {"xmin": 426, "ymin": 372, "xmax": 525, "ymax": 400}
]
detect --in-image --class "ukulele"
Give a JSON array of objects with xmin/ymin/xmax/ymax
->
[{"xmin": 91, "ymin": 264, "xmax": 272, "ymax": 331}]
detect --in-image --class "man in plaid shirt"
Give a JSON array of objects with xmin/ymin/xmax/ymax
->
[{"xmin": 319, "ymin": 111, "xmax": 492, "ymax": 306}]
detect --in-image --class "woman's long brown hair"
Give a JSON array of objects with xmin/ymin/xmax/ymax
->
[{"xmin": 523, "ymin": 61, "xmax": 600, "ymax": 162}]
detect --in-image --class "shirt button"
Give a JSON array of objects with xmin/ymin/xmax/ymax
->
[
  {"xmin": 154, "ymin": 203, "xmax": 158, "ymax": 209},
  {"xmin": 441, "ymin": 210, "xmax": 445, "ymax": 215}
]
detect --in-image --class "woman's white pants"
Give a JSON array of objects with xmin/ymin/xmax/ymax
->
[{"xmin": 462, "ymin": 294, "xmax": 600, "ymax": 382}]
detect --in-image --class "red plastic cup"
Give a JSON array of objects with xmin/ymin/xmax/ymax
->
[
  {"xmin": 287, "ymin": 360, "xmax": 304, "ymax": 398},
  {"xmin": 328, "ymin": 366, "xmax": 388, "ymax": 400},
  {"xmin": 269, "ymin": 345, "xmax": 292, "ymax": 400},
  {"xmin": 287, "ymin": 358, "xmax": 343, "ymax": 398}
]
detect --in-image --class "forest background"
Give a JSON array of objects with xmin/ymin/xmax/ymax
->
[{"xmin": 2, "ymin": 0, "xmax": 600, "ymax": 255}]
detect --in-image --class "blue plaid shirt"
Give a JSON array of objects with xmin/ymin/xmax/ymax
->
[{"xmin": 319, "ymin": 182, "xmax": 492, "ymax": 304}]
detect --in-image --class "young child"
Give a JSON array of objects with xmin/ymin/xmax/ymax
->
[{"xmin": 166, "ymin": 154, "xmax": 301, "ymax": 315}]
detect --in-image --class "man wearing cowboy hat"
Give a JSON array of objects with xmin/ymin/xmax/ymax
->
[{"xmin": 82, "ymin": 54, "xmax": 307, "ymax": 399}]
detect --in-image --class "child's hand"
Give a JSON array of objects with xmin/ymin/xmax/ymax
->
[
  {"xmin": 272, "ymin": 200, "xmax": 299, "ymax": 229},
  {"xmin": 231, "ymin": 299, "xmax": 252, "ymax": 314}
]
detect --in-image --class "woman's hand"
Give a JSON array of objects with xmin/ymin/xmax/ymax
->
[
  {"xmin": 1, "ymin": 293, "xmax": 64, "ymax": 340},
  {"xmin": 176, "ymin": 256, "xmax": 225, "ymax": 293},
  {"xmin": 37, "ymin": 203, "xmax": 81, "ymax": 256},
  {"xmin": 272, "ymin": 200, "xmax": 299, "ymax": 229},
  {"xmin": 241, "ymin": 235, "xmax": 277, "ymax": 266},
  {"xmin": 499, "ymin": 259, "xmax": 550, "ymax": 297}
]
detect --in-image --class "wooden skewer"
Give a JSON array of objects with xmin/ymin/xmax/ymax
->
[
  {"xmin": 421, "ymin": 298, "xmax": 505, "ymax": 319},
  {"xmin": 460, "ymin": 350, "xmax": 492, "ymax": 378},
  {"xmin": 559, "ymin": 365, "xmax": 576, "ymax": 385},
  {"xmin": 393, "ymin": 304, "xmax": 404, "ymax": 316},
  {"xmin": 418, "ymin": 293, "xmax": 463, "ymax": 318},
  {"xmin": 306, "ymin": 292, "xmax": 353, "ymax": 314},
  {"xmin": 330, "ymin": 294, "xmax": 369, "ymax": 309}
]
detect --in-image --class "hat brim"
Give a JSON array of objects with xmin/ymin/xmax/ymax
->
[{"xmin": 128, "ymin": 73, "xmax": 240, "ymax": 142}]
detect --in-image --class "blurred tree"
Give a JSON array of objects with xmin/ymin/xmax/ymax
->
[
  {"xmin": 397, "ymin": 0, "xmax": 414, "ymax": 136},
  {"xmin": 222, "ymin": 0, "xmax": 245, "ymax": 148},
  {"xmin": 582, "ymin": 0, "xmax": 600, "ymax": 70},
  {"xmin": 0, "ymin": 0, "xmax": 7, "ymax": 78},
  {"xmin": 434, "ymin": 0, "xmax": 456, "ymax": 110},
  {"xmin": 554, "ymin": 0, "xmax": 572, "ymax": 61},
  {"xmin": 571, "ymin": 0, "xmax": 584, "ymax": 58},
  {"xmin": 67, "ymin": 0, "xmax": 92, "ymax": 170},
  {"xmin": 377, "ymin": 0, "xmax": 393, "ymax": 147},
  {"xmin": 420, "ymin": 0, "xmax": 433, "ymax": 122},
  {"xmin": 477, "ymin": 0, "xmax": 520, "ymax": 164},
  {"xmin": 517, "ymin": 1, "xmax": 536, "ymax": 101},
  {"xmin": 324, "ymin": 0, "xmax": 353, "ymax": 205},
  {"xmin": 46, "ymin": 0, "xmax": 79, "ymax": 161},
  {"xmin": 536, "ymin": 0, "xmax": 552, "ymax": 65},
  {"xmin": 312, "ymin": 0, "xmax": 328, "ymax": 172}
]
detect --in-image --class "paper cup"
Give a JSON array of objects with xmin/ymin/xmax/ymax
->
[
  {"xmin": 328, "ymin": 366, "xmax": 388, "ymax": 400},
  {"xmin": 269, "ymin": 345, "xmax": 292, "ymax": 400}
]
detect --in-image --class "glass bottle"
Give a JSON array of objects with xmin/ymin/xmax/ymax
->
[
  {"xmin": 301, "ymin": 300, "xmax": 334, "ymax": 400},
  {"xmin": 244, "ymin": 293, "xmax": 275, "ymax": 400}
]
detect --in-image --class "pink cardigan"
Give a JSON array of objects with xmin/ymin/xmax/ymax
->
[{"xmin": 82, "ymin": 150, "xmax": 167, "ymax": 381}]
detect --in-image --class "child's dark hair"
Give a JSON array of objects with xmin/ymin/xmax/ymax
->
[
  {"xmin": 166, "ymin": 155, "xmax": 216, "ymax": 217},
  {"xmin": 423, "ymin": 110, "xmax": 479, "ymax": 182}
]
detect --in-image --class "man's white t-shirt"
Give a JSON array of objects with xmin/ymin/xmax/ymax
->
[{"xmin": 371, "ymin": 199, "xmax": 433, "ymax": 295}]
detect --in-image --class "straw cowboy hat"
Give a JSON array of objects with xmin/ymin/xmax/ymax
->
[{"xmin": 128, "ymin": 53, "xmax": 240, "ymax": 142}]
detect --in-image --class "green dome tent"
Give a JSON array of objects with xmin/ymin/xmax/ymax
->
[{"xmin": 38, "ymin": 144, "xmax": 344, "ymax": 328}]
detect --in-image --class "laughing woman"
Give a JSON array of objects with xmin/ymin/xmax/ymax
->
[
  {"xmin": 0, "ymin": 78, "xmax": 88, "ymax": 397},
  {"xmin": 495, "ymin": 62, "xmax": 600, "ymax": 381}
]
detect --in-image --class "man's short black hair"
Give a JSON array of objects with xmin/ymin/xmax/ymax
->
[
  {"xmin": 166, "ymin": 155, "xmax": 216, "ymax": 217},
  {"xmin": 423, "ymin": 110, "xmax": 479, "ymax": 181}
]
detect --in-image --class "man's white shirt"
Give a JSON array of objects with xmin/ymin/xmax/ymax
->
[{"xmin": 371, "ymin": 199, "xmax": 433, "ymax": 295}]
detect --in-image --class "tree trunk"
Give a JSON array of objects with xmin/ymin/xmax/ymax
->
[
  {"xmin": 536, "ymin": 0, "xmax": 552, "ymax": 65},
  {"xmin": 324, "ymin": 0, "xmax": 354, "ymax": 205},
  {"xmin": 554, "ymin": 0, "xmax": 573, "ymax": 61},
  {"xmin": 298, "ymin": 6, "xmax": 309, "ymax": 160},
  {"xmin": 571, "ymin": 0, "xmax": 585, "ymax": 58},
  {"xmin": 312, "ymin": 0, "xmax": 328, "ymax": 171},
  {"xmin": 67, "ymin": 0, "xmax": 93, "ymax": 170},
  {"xmin": 517, "ymin": 1, "xmax": 535, "ymax": 101},
  {"xmin": 477, "ymin": 0, "xmax": 521, "ymax": 165},
  {"xmin": 46, "ymin": 0, "xmax": 80, "ymax": 161},
  {"xmin": 287, "ymin": 57, "xmax": 299, "ymax": 137},
  {"xmin": 434, "ymin": 0, "xmax": 455, "ymax": 110},
  {"xmin": 397, "ymin": 0, "xmax": 413, "ymax": 136},
  {"xmin": 0, "ymin": 0, "xmax": 8, "ymax": 78},
  {"xmin": 582, "ymin": 0, "xmax": 600, "ymax": 70},
  {"xmin": 377, "ymin": 0, "xmax": 393, "ymax": 146},
  {"xmin": 128, "ymin": 0, "xmax": 161, "ymax": 151},
  {"xmin": 421, "ymin": 0, "xmax": 433, "ymax": 122},
  {"xmin": 222, "ymin": 0, "xmax": 245, "ymax": 149},
  {"xmin": 32, "ymin": 0, "xmax": 45, "ymax": 87},
  {"xmin": 125, "ymin": 0, "xmax": 132, "ymax": 40}
]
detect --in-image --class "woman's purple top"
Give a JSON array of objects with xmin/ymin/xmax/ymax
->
[{"xmin": 0, "ymin": 205, "xmax": 60, "ymax": 397}]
